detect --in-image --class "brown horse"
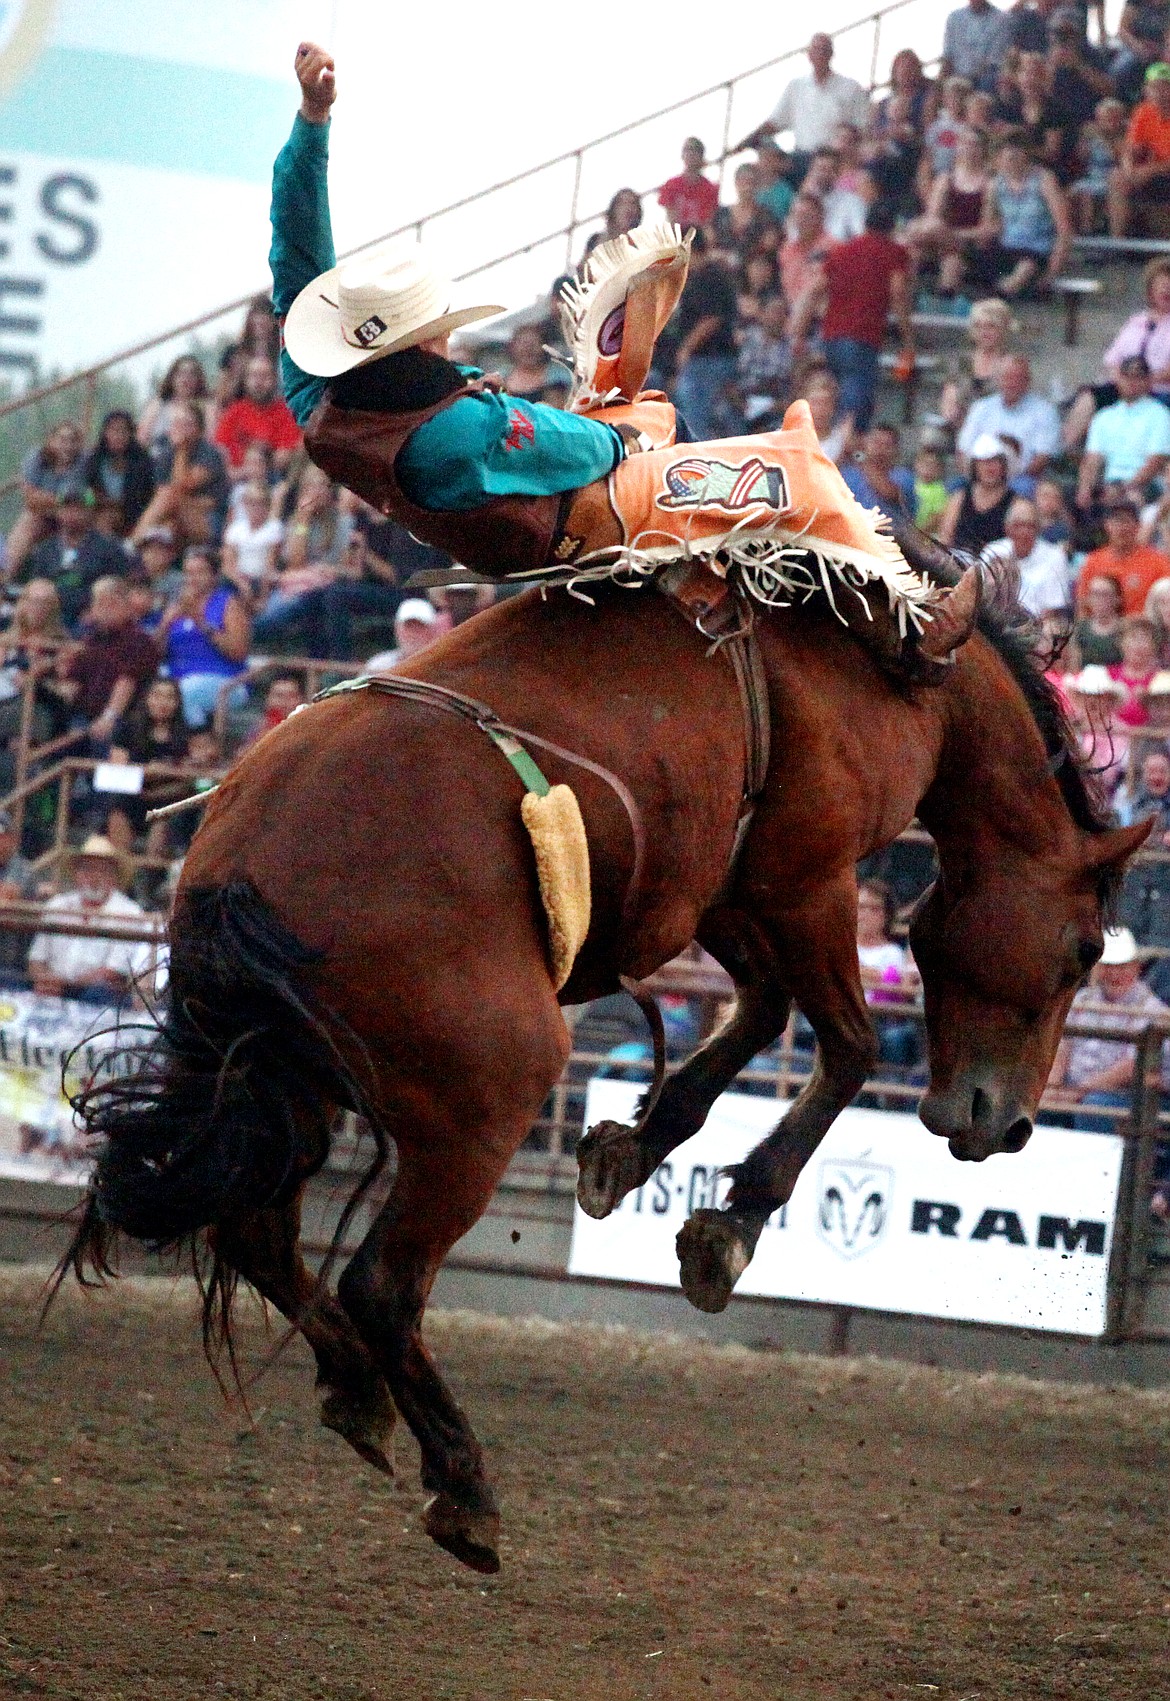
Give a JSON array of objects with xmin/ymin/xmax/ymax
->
[{"xmin": 64, "ymin": 550, "xmax": 1148, "ymax": 1575}]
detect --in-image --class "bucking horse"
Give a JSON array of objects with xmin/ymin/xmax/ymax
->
[{"xmin": 58, "ymin": 512, "xmax": 1148, "ymax": 1574}]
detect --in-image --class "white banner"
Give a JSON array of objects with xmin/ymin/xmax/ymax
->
[
  {"xmin": 568, "ymin": 1080, "xmax": 1126, "ymax": 1337},
  {"xmin": 0, "ymin": 989, "xmax": 142, "ymax": 1183}
]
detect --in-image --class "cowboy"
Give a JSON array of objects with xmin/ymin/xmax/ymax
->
[
  {"xmin": 272, "ymin": 44, "xmax": 961, "ymax": 646},
  {"xmin": 273, "ymin": 43, "xmax": 634, "ymax": 579}
]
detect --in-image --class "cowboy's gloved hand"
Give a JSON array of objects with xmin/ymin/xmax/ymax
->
[{"xmin": 296, "ymin": 42, "xmax": 337, "ymax": 123}]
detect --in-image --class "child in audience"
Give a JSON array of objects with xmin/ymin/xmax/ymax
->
[
  {"xmin": 913, "ymin": 444, "xmax": 949, "ymax": 535},
  {"xmin": 1069, "ymin": 98, "xmax": 1128, "ymax": 234}
]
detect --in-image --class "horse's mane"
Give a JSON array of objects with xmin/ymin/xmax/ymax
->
[{"xmin": 890, "ymin": 522, "xmax": 1113, "ymax": 841}]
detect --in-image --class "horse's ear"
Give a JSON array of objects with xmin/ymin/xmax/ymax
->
[
  {"xmin": 1085, "ymin": 818, "xmax": 1155, "ymax": 870},
  {"xmin": 917, "ymin": 563, "xmax": 981, "ymax": 661}
]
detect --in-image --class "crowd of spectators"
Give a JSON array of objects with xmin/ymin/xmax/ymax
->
[{"xmin": 9, "ymin": 6, "xmax": 1170, "ymax": 1168}]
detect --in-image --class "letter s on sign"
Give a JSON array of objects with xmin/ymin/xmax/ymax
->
[{"xmin": 36, "ymin": 174, "xmax": 99, "ymax": 266}]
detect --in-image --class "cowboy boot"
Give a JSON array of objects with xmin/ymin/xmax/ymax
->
[{"xmin": 560, "ymin": 224, "xmax": 692, "ymax": 410}]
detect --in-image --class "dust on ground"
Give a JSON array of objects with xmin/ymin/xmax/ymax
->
[{"xmin": 1, "ymin": 1266, "xmax": 1167, "ymax": 1701}]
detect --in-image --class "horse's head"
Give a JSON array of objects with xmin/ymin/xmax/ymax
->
[{"xmin": 912, "ymin": 819, "xmax": 1151, "ymax": 1160}]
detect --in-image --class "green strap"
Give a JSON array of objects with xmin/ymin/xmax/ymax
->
[
  {"xmin": 484, "ymin": 728, "xmax": 551, "ymax": 797},
  {"xmin": 315, "ymin": 674, "xmax": 553, "ymax": 797}
]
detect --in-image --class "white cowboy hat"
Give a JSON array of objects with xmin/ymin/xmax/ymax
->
[
  {"xmin": 283, "ymin": 239, "xmax": 504, "ymax": 379},
  {"xmin": 1074, "ymin": 664, "xmax": 1125, "ymax": 696},
  {"xmin": 968, "ymin": 432, "xmax": 1011, "ymax": 462},
  {"xmin": 1100, "ymin": 927, "xmax": 1140, "ymax": 966}
]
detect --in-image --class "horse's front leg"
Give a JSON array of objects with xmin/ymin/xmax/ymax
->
[
  {"xmin": 676, "ymin": 882, "xmax": 877, "ymax": 1313},
  {"xmin": 577, "ymin": 909, "xmax": 790, "ymax": 1218}
]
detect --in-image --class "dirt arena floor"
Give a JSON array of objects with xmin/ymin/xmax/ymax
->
[{"xmin": 1, "ymin": 1269, "xmax": 1169, "ymax": 1701}]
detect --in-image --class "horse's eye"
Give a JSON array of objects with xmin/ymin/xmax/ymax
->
[{"xmin": 1076, "ymin": 937, "xmax": 1103, "ymax": 975}]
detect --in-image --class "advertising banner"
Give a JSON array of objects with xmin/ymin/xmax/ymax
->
[
  {"xmin": 0, "ymin": 0, "xmax": 293, "ymax": 381},
  {"xmin": 0, "ymin": 988, "xmax": 138, "ymax": 1183},
  {"xmin": 568, "ymin": 1080, "xmax": 1126, "ymax": 1337}
]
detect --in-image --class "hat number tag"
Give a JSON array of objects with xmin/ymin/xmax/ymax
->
[{"xmin": 353, "ymin": 314, "xmax": 388, "ymax": 348}]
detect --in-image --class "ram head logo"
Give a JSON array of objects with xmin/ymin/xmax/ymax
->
[{"xmin": 816, "ymin": 1158, "xmax": 893, "ymax": 1260}]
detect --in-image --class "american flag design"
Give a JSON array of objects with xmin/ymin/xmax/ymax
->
[{"xmin": 659, "ymin": 456, "xmax": 789, "ymax": 514}]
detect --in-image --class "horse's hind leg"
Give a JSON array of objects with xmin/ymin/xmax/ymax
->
[
  {"xmin": 577, "ymin": 910, "xmax": 790, "ymax": 1218},
  {"xmin": 211, "ymin": 1192, "xmax": 396, "ymax": 1475},
  {"xmin": 337, "ymin": 995, "xmax": 570, "ymax": 1575}
]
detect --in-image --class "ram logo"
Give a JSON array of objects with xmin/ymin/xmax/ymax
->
[{"xmin": 817, "ymin": 1158, "xmax": 892, "ymax": 1259}]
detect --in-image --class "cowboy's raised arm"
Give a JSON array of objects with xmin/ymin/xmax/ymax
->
[{"xmin": 269, "ymin": 43, "xmax": 338, "ymax": 427}]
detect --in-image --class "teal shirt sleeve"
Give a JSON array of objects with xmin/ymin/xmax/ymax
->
[
  {"xmin": 270, "ymin": 112, "xmax": 333, "ymax": 427},
  {"xmin": 268, "ymin": 114, "xmax": 623, "ymax": 504},
  {"xmin": 398, "ymin": 383, "xmax": 622, "ymax": 512}
]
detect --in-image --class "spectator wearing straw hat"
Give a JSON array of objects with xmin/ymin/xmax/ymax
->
[
  {"xmin": 27, "ymin": 835, "xmax": 152, "ymax": 1003},
  {"xmin": 1047, "ymin": 928, "xmax": 1170, "ymax": 1130}
]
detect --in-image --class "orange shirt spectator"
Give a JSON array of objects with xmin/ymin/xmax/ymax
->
[
  {"xmin": 1127, "ymin": 96, "xmax": 1170, "ymax": 167},
  {"xmin": 214, "ymin": 355, "xmax": 301, "ymax": 471},
  {"xmin": 1080, "ymin": 504, "xmax": 1170, "ymax": 613}
]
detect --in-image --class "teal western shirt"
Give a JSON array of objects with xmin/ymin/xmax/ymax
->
[{"xmin": 269, "ymin": 114, "xmax": 622, "ymax": 511}]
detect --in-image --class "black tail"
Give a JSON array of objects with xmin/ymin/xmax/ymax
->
[{"xmin": 55, "ymin": 879, "xmax": 385, "ymax": 1352}]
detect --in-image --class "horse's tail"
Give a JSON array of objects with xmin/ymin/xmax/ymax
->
[{"xmin": 56, "ymin": 878, "xmax": 384, "ymax": 1355}]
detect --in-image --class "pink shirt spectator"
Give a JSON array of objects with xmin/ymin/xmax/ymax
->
[
  {"xmin": 1107, "ymin": 662, "xmax": 1156, "ymax": 728},
  {"xmin": 658, "ymin": 173, "xmax": 719, "ymax": 230},
  {"xmin": 1102, "ymin": 312, "xmax": 1170, "ymax": 387},
  {"xmin": 779, "ymin": 233, "xmax": 837, "ymax": 309}
]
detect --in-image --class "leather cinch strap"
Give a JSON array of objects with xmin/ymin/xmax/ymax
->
[{"xmin": 656, "ymin": 561, "xmax": 772, "ymax": 858}]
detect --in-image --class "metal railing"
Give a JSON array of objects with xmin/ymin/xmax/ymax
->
[{"xmin": 0, "ymin": 0, "xmax": 942, "ymax": 447}]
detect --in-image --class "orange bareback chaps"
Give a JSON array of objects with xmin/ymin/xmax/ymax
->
[{"xmin": 558, "ymin": 397, "xmax": 899, "ymax": 577}]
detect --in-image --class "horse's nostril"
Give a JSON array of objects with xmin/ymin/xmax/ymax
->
[
  {"xmin": 971, "ymin": 1086, "xmax": 992, "ymax": 1128},
  {"xmin": 1002, "ymin": 1116, "xmax": 1032, "ymax": 1153}
]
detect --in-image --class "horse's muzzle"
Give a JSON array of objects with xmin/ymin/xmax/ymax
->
[{"xmin": 918, "ymin": 1078, "xmax": 1034, "ymax": 1162}]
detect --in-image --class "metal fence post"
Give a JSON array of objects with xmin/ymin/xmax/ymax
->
[
  {"xmin": 1104, "ymin": 1025, "xmax": 1161, "ymax": 1341},
  {"xmin": 566, "ymin": 150, "xmax": 583, "ymax": 272},
  {"xmin": 870, "ymin": 11, "xmax": 883, "ymax": 91},
  {"xmin": 11, "ymin": 673, "xmax": 35, "ymax": 847},
  {"xmin": 718, "ymin": 81, "xmax": 735, "ymax": 187}
]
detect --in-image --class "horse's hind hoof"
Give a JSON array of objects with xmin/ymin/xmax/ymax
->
[
  {"xmin": 422, "ymin": 1492, "xmax": 501, "ymax": 1574},
  {"xmin": 320, "ymin": 1379, "xmax": 396, "ymax": 1477},
  {"xmin": 576, "ymin": 1119, "xmax": 644, "ymax": 1219},
  {"xmin": 676, "ymin": 1208, "xmax": 754, "ymax": 1314}
]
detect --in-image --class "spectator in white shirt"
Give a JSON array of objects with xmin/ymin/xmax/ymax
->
[
  {"xmin": 737, "ymin": 33, "xmax": 871, "ymax": 180},
  {"xmin": 223, "ymin": 482, "xmax": 285, "ymax": 605},
  {"xmin": 956, "ymin": 354, "xmax": 1061, "ymax": 490},
  {"xmin": 28, "ymin": 835, "xmax": 153, "ymax": 1002},
  {"xmin": 984, "ymin": 499, "xmax": 1071, "ymax": 617},
  {"xmin": 800, "ymin": 150, "xmax": 875, "ymax": 242}
]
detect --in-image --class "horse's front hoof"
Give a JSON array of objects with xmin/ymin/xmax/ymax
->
[
  {"xmin": 422, "ymin": 1492, "xmax": 501, "ymax": 1574},
  {"xmin": 576, "ymin": 1119, "xmax": 644, "ymax": 1219},
  {"xmin": 320, "ymin": 1378, "xmax": 396, "ymax": 1477},
  {"xmin": 676, "ymin": 1208, "xmax": 753, "ymax": 1313}
]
